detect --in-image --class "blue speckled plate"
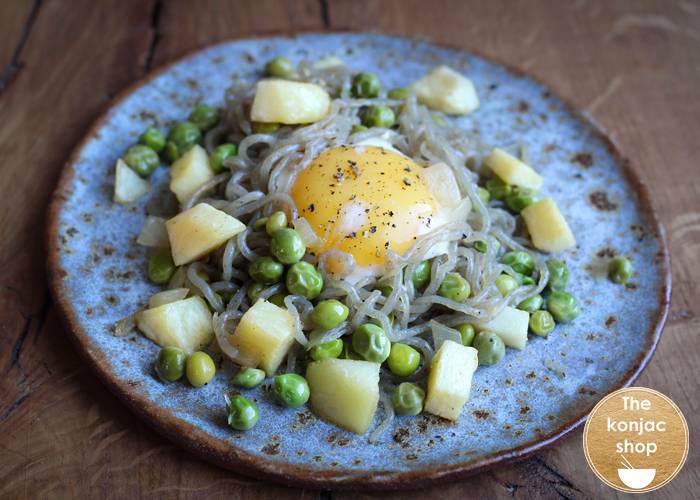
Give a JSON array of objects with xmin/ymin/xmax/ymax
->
[{"xmin": 47, "ymin": 33, "xmax": 670, "ymax": 489}]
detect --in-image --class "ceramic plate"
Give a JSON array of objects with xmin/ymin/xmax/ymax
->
[{"xmin": 47, "ymin": 33, "xmax": 670, "ymax": 489}]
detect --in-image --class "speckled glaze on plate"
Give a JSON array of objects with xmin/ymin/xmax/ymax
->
[{"xmin": 47, "ymin": 33, "xmax": 670, "ymax": 490}]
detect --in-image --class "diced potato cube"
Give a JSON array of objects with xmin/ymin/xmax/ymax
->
[
  {"xmin": 250, "ymin": 80, "xmax": 331, "ymax": 124},
  {"xmin": 409, "ymin": 65, "xmax": 480, "ymax": 115},
  {"xmin": 166, "ymin": 203, "xmax": 245, "ymax": 265},
  {"xmin": 521, "ymin": 197, "xmax": 576, "ymax": 252},
  {"xmin": 136, "ymin": 216, "xmax": 169, "ymax": 248},
  {"xmin": 485, "ymin": 148, "xmax": 543, "ymax": 190},
  {"xmin": 306, "ymin": 358, "xmax": 380, "ymax": 434},
  {"xmin": 418, "ymin": 162, "xmax": 461, "ymax": 207},
  {"xmin": 148, "ymin": 288, "xmax": 189, "ymax": 308},
  {"xmin": 135, "ymin": 296, "xmax": 213, "ymax": 353},
  {"xmin": 474, "ymin": 306, "xmax": 529, "ymax": 350},
  {"xmin": 170, "ymin": 145, "xmax": 214, "ymax": 202},
  {"xmin": 229, "ymin": 299, "xmax": 296, "ymax": 375},
  {"xmin": 424, "ymin": 340, "xmax": 478, "ymax": 420},
  {"xmin": 114, "ymin": 159, "xmax": 150, "ymax": 204}
]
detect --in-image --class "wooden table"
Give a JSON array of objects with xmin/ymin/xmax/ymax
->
[{"xmin": 1, "ymin": 1, "xmax": 698, "ymax": 498}]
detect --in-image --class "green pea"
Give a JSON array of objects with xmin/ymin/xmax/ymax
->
[
  {"xmin": 392, "ymin": 382, "xmax": 425, "ymax": 416},
  {"xmin": 387, "ymin": 87, "xmax": 409, "ymax": 100},
  {"xmin": 438, "ymin": 273, "xmax": 471, "ymax": 302},
  {"xmin": 387, "ymin": 343, "xmax": 420, "ymax": 377},
  {"xmin": 265, "ymin": 56, "xmax": 294, "ymax": 78},
  {"xmin": 209, "ymin": 143, "xmax": 237, "ymax": 173},
  {"xmin": 486, "ymin": 177, "xmax": 511, "ymax": 201},
  {"xmin": 155, "ymin": 346, "xmax": 186, "ymax": 382},
  {"xmin": 139, "ymin": 127, "xmax": 165, "ymax": 153},
  {"xmin": 547, "ymin": 291, "xmax": 581, "ymax": 323},
  {"xmin": 271, "ymin": 228, "xmax": 306, "ymax": 264},
  {"xmin": 501, "ymin": 251, "xmax": 535, "ymax": 275},
  {"xmin": 268, "ymin": 292, "xmax": 287, "ymax": 308},
  {"xmin": 352, "ymin": 323, "xmax": 391, "ymax": 363},
  {"xmin": 286, "ymin": 261, "xmax": 323, "ymax": 299},
  {"xmin": 529, "ymin": 310, "xmax": 555, "ymax": 337},
  {"xmin": 265, "ymin": 211, "xmax": 288, "ymax": 236},
  {"xmin": 253, "ymin": 217, "xmax": 269, "ymax": 231},
  {"xmin": 378, "ymin": 285, "xmax": 393, "ymax": 297},
  {"xmin": 252, "ymin": 122, "xmax": 280, "ymax": 134},
  {"xmin": 473, "ymin": 331, "xmax": 506, "ymax": 366},
  {"xmin": 124, "ymin": 144, "xmax": 159, "ymax": 176},
  {"xmin": 226, "ymin": 394, "xmax": 259, "ymax": 430},
  {"xmin": 361, "ymin": 105, "xmax": 395, "ymax": 128},
  {"xmin": 456, "ymin": 323, "xmax": 476, "ymax": 346},
  {"xmin": 247, "ymin": 282, "xmax": 267, "ymax": 303},
  {"xmin": 518, "ymin": 274, "xmax": 536, "ymax": 286},
  {"xmin": 311, "ymin": 299, "xmax": 349, "ymax": 330},
  {"xmin": 505, "ymin": 187, "xmax": 538, "ymax": 213},
  {"xmin": 309, "ymin": 338, "xmax": 344, "ymax": 361},
  {"xmin": 495, "ymin": 274, "xmax": 519, "ymax": 297},
  {"xmin": 341, "ymin": 340, "xmax": 363, "ymax": 360},
  {"xmin": 473, "ymin": 241, "xmax": 488, "ymax": 253},
  {"xmin": 148, "ymin": 248, "xmax": 175, "ymax": 284},
  {"xmin": 517, "ymin": 294, "xmax": 544, "ymax": 313},
  {"xmin": 351, "ymin": 124, "xmax": 368, "ymax": 134},
  {"xmin": 185, "ymin": 351, "xmax": 216, "ymax": 387},
  {"xmin": 412, "ymin": 260, "xmax": 431, "ymax": 290},
  {"xmin": 231, "ymin": 367, "xmax": 266, "ymax": 388},
  {"xmin": 351, "ymin": 72, "xmax": 381, "ymax": 98},
  {"xmin": 189, "ymin": 104, "xmax": 220, "ymax": 132},
  {"xmin": 167, "ymin": 121, "xmax": 201, "ymax": 158},
  {"xmin": 609, "ymin": 257, "xmax": 633, "ymax": 284},
  {"xmin": 546, "ymin": 259, "xmax": 569, "ymax": 291},
  {"xmin": 273, "ymin": 373, "xmax": 310, "ymax": 407},
  {"xmin": 248, "ymin": 256, "xmax": 284, "ymax": 285},
  {"xmin": 164, "ymin": 141, "xmax": 179, "ymax": 163}
]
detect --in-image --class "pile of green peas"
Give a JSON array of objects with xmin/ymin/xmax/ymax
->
[
  {"xmin": 155, "ymin": 346, "xmax": 216, "ymax": 388},
  {"xmin": 484, "ymin": 177, "xmax": 539, "ymax": 214}
]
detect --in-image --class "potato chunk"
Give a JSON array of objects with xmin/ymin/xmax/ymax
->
[
  {"xmin": 229, "ymin": 299, "xmax": 296, "ymax": 376},
  {"xmin": 521, "ymin": 197, "xmax": 576, "ymax": 252},
  {"xmin": 410, "ymin": 65, "xmax": 480, "ymax": 115},
  {"xmin": 418, "ymin": 162, "xmax": 461, "ymax": 208},
  {"xmin": 485, "ymin": 148, "xmax": 543, "ymax": 190},
  {"xmin": 250, "ymin": 80, "xmax": 331, "ymax": 124},
  {"xmin": 424, "ymin": 340, "xmax": 478, "ymax": 420},
  {"xmin": 114, "ymin": 159, "xmax": 150, "ymax": 204},
  {"xmin": 166, "ymin": 203, "xmax": 245, "ymax": 265},
  {"xmin": 170, "ymin": 145, "xmax": 214, "ymax": 202},
  {"xmin": 474, "ymin": 306, "xmax": 529, "ymax": 350},
  {"xmin": 306, "ymin": 358, "xmax": 380, "ymax": 434},
  {"xmin": 135, "ymin": 296, "xmax": 213, "ymax": 353}
]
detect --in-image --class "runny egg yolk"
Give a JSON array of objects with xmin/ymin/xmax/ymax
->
[{"xmin": 290, "ymin": 145, "xmax": 440, "ymax": 269}]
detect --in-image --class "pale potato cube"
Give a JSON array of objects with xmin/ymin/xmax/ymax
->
[
  {"xmin": 485, "ymin": 148, "xmax": 543, "ymax": 190},
  {"xmin": 136, "ymin": 216, "xmax": 169, "ymax": 248},
  {"xmin": 135, "ymin": 296, "xmax": 213, "ymax": 353},
  {"xmin": 148, "ymin": 288, "xmax": 189, "ymax": 308},
  {"xmin": 521, "ymin": 197, "xmax": 576, "ymax": 252},
  {"xmin": 424, "ymin": 340, "xmax": 478, "ymax": 420},
  {"xmin": 306, "ymin": 358, "xmax": 380, "ymax": 434},
  {"xmin": 250, "ymin": 80, "xmax": 331, "ymax": 124},
  {"xmin": 410, "ymin": 65, "xmax": 480, "ymax": 115},
  {"xmin": 114, "ymin": 159, "xmax": 150, "ymax": 204},
  {"xmin": 170, "ymin": 145, "xmax": 214, "ymax": 202},
  {"xmin": 166, "ymin": 203, "xmax": 246, "ymax": 265},
  {"xmin": 418, "ymin": 162, "xmax": 462, "ymax": 207},
  {"xmin": 229, "ymin": 300, "xmax": 296, "ymax": 375},
  {"xmin": 474, "ymin": 306, "xmax": 529, "ymax": 350}
]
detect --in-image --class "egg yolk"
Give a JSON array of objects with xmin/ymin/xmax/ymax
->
[{"xmin": 290, "ymin": 145, "xmax": 440, "ymax": 268}]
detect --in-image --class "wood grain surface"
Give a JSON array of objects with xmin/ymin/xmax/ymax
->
[{"xmin": 1, "ymin": 1, "xmax": 698, "ymax": 498}]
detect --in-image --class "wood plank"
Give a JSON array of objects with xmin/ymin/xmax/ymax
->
[
  {"xmin": 326, "ymin": 0, "xmax": 700, "ymax": 498},
  {"xmin": 0, "ymin": 0, "xmax": 34, "ymax": 88}
]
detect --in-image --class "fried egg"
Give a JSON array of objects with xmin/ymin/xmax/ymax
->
[{"xmin": 290, "ymin": 138, "xmax": 468, "ymax": 282}]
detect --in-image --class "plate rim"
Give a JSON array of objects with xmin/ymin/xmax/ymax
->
[{"xmin": 45, "ymin": 31, "xmax": 671, "ymax": 490}]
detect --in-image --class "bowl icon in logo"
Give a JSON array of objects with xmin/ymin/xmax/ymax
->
[{"xmin": 617, "ymin": 468, "xmax": 656, "ymax": 489}]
